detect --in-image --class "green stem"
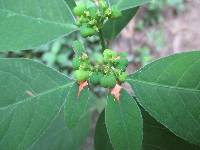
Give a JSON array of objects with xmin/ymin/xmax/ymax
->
[{"xmin": 98, "ymin": 29, "xmax": 106, "ymax": 52}]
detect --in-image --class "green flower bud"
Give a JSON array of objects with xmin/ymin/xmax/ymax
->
[
  {"xmin": 90, "ymin": 72, "xmax": 104, "ymax": 85},
  {"xmin": 100, "ymin": 74, "xmax": 117, "ymax": 88},
  {"xmin": 81, "ymin": 53, "xmax": 89, "ymax": 60},
  {"xmin": 103, "ymin": 49, "xmax": 117, "ymax": 62},
  {"xmin": 72, "ymin": 57, "xmax": 81, "ymax": 69},
  {"xmin": 73, "ymin": 2, "xmax": 87, "ymax": 16},
  {"xmin": 105, "ymin": 8, "xmax": 112, "ymax": 18},
  {"xmin": 84, "ymin": 10, "xmax": 90, "ymax": 17},
  {"xmin": 79, "ymin": 16, "xmax": 89, "ymax": 24},
  {"xmin": 118, "ymin": 72, "xmax": 127, "ymax": 82},
  {"xmin": 88, "ymin": 19, "xmax": 97, "ymax": 26},
  {"xmin": 111, "ymin": 6, "xmax": 122, "ymax": 19},
  {"xmin": 80, "ymin": 25, "xmax": 96, "ymax": 37},
  {"xmin": 74, "ymin": 70, "xmax": 90, "ymax": 82}
]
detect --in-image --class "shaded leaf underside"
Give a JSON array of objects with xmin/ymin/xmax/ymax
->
[
  {"xmin": 142, "ymin": 109, "xmax": 200, "ymax": 150},
  {"xmin": 94, "ymin": 108, "xmax": 200, "ymax": 150},
  {"xmin": 103, "ymin": 0, "xmax": 150, "ymax": 39}
]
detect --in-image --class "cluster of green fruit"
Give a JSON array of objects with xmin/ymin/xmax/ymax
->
[
  {"xmin": 73, "ymin": 49, "xmax": 128, "ymax": 88},
  {"xmin": 73, "ymin": 0, "xmax": 122, "ymax": 37}
]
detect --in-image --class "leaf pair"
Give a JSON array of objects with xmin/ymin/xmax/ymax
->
[
  {"xmin": 94, "ymin": 51, "xmax": 200, "ymax": 150},
  {"xmin": 95, "ymin": 108, "xmax": 200, "ymax": 150}
]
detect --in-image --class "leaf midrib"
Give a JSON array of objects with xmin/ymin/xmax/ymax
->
[
  {"xmin": 127, "ymin": 79, "xmax": 200, "ymax": 92},
  {"xmin": 0, "ymin": 82, "xmax": 74, "ymax": 111},
  {"xmin": 118, "ymin": 103, "xmax": 131, "ymax": 150},
  {"xmin": 0, "ymin": 8, "xmax": 74, "ymax": 27}
]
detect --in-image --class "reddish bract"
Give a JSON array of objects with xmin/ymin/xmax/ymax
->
[
  {"xmin": 78, "ymin": 81, "xmax": 88, "ymax": 96},
  {"xmin": 111, "ymin": 84, "xmax": 122, "ymax": 101}
]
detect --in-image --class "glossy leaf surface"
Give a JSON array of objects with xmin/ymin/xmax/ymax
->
[
  {"xmin": 0, "ymin": 0, "xmax": 76, "ymax": 51},
  {"xmin": 64, "ymin": 83, "xmax": 92, "ymax": 128},
  {"xmin": 31, "ymin": 111, "xmax": 90, "ymax": 150},
  {"xmin": 105, "ymin": 90, "xmax": 143, "ymax": 150},
  {"xmin": 142, "ymin": 109, "xmax": 200, "ymax": 150},
  {"xmin": 94, "ymin": 110, "xmax": 113, "ymax": 150},
  {"xmin": 128, "ymin": 51, "xmax": 200, "ymax": 146},
  {"xmin": 0, "ymin": 59, "xmax": 88, "ymax": 149}
]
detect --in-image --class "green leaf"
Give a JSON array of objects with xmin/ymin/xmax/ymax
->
[
  {"xmin": 94, "ymin": 107, "xmax": 200, "ymax": 150},
  {"xmin": 0, "ymin": 0, "xmax": 77, "ymax": 51},
  {"xmin": 0, "ymin": 58, "xmax": 75, "ymax": 149},
  {"xmin": 64, "ymin": 0, "xmax": 76, "ymax": 10},
  {"xmin": 64, "ymin": 83, "xmax": 92, "ymax": 128},
  {"xmin": 105, "ymin": 90, "xmax": 143, "ymax": 150},
  {"xmin": 142, "ymin": 109, "xmax": 200, "ymax": 150},
  {"xmin": 103, "ymin": 0, "xmax": 150, "ymax": 39},
  {"xmin": 31, "ymin": 111, "xmax": 91, "ymax": 150},
  {"xmin": 94, "ymin": 110, "xmax": 113, "ymax": 150},
  {"xmin": 103, "ymin": 7, "xmax": 138, "ymax": 39},
  {"xmin": 127, "ymin": 51, "xmax": 200, "ymax": 146}
]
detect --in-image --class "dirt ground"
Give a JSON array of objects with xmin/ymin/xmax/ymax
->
[{"xmin": 112, "ymin": 0, "xmax": 200, "ymax": 71}]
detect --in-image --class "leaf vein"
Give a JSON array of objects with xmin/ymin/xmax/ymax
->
[{"xmin": 0, "ymin": 82, "xmax": 73, "ymax": 111}]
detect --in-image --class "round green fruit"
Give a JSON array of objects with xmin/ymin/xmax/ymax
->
[
  {"xmin": 73, "ymin": 3, "xmax": 87, "ymax": 16},
  {"xmin": 74, "ymin": 70, "xmax": 90, "ymax": 82},
  {"xmin": 100, "ymin": 74, "xmax": 116, "ymax": 88},
  {"xmin": 115, "ymin": 58, "xmax": 128, "ymax": 70},
  {"xmin": 79, "ymin": 16, "xmax": 89, "ymax": 24},
  {"xmin": 118, "ymin": 72, "xmax": 127, "ymax": 82},
  {"xmin": 90, "ymin": 72, "xmax": 103, "ymax": 85},
  {"xmin": 72, "ymin": 57, "xmax": 81, "ymax": 69},
  {"xmin": 80, "ymin": 25, "xmax": 96, "ymax": 37}
]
